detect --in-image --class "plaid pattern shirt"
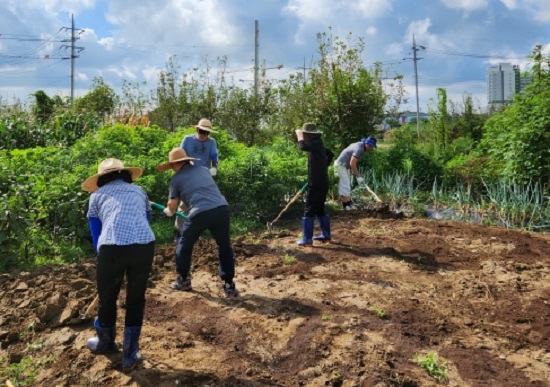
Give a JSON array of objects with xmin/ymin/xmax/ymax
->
[{"xmin": 87, "ymin": 180, "xmax": 155, "ymax": 249}]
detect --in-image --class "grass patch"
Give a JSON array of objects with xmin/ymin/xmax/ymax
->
[
  {"xmin": 412, "ymin": 352, "xmax": 448, "ymax": 383},
  {"xmin": 321, "ymin": 314, "xmax": 332, "ymax": 321},
  {"xmin": 0, "ymin": 355, "xmax": 55, "ymax": 386},
  {"xmin": 282, "ymin": 254, "xmax": 297, "ymax": 265},
  {"xmin": 369, "ymin": 305, "xmax": 389, "ymax": 319}
]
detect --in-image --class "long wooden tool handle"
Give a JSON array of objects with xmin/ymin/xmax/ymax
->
[
  {"xmin": 82, "ymin": 295, "xmax": 99, "ymax": 319},
  {"xmin": 364, "ymin": 184, "xmax": 382, "ymax": 202}
]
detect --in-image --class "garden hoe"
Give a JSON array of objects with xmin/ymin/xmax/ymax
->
[
  {"xmin": 267, "ymin": 182, "xmax": 308, "ymax": 232},
  {"xmin": 150, "ymin": 201, "xmax": 189, "ymax": 219},
  {"xmin": 360, "ymin": 182, "xmax": 383, "ymax": 203},
  {"xmin": 80, "ymin": 294, "xmax": 99, "ymax": 322}
]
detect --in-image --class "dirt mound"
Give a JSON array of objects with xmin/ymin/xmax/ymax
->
[{"xmin": 1, "ymin": 211, "xmax": 549, "ymax": 386}]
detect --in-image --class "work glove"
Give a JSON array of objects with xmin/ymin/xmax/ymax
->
[
  {"xmin": 163, "ymin": 207, "xmax": 174, "ymax": 217},
  {"xmin": 357, "ymin": 176, "xmax": 365, "ymax": 185},
  {"xmin": 210, "ymin": 167, "xmax": 217, "ymax": 176}
]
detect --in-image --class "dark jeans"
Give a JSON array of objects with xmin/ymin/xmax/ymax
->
[
  {"xmin": 176, "ymin": 205, "xmax": 234, "ymax": 283},
  {"xmin": 304, "ymin": 185, "xmax": 328, "ymax": 218},
  {"xmin": 96, "ymin": 242, "xmax": 154, "ymax": 328}
]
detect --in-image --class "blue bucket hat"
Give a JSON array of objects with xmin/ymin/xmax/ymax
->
[{"xmin": 362, "ymin": 137, "xmax": 377, "ymax": 148}]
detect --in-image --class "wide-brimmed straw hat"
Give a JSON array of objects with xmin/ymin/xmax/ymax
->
[
  {"xmin": 157, "ymin": 147, "xmax": 200, "ymax": 172},
  {"xmin": 82, "ymin": 158, "xmax": 143, "ymax": 192},
  {"xmin": 194, "ymin": 118, "xmax": 218, "ymax": 133},
  {"xmin": 299, "ymin": 123, "xmax": 323, "ymax": 134}
]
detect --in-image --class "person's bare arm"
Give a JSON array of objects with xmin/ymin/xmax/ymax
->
[{"xmin": 350, "ymin": 156, "xmax": 361, "ymax": 178}]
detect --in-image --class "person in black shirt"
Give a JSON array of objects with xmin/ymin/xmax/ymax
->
[{"xmin": 295, "ymin": 123, "xmax": 334, "ymax": 246}]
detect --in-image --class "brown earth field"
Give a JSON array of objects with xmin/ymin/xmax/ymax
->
[{"xmin": 1, "ymin": 208, "xmax": 549, "ymax": 387}]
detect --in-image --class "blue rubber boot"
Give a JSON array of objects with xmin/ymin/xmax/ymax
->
[
  {"xmin": 313, "ymin": 215, "xmax": 331, "ymax": 242},
  {"xmin": 87, "ymin": 319, "xmax": 119, "ymax": 354},
  {"xmin": 122, "ymin": 326, "xmax": 142, "ymax": 373},
  {"xmin": 296, "ymin": 217, "xmax": 314, "ymax": 247}
]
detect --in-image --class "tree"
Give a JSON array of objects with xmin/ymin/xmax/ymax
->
[
  {"xmin": 308, "ymin": 30, "xmax": 390, "ymax": 149},
  {"xmin": 73, "ymin": 77, "xmax": 118, "ymax": 117},
  {"xmin": 31, "ymin": 90, "xmax": 55, "ymax": 124}
]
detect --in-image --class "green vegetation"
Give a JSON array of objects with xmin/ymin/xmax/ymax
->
[
  {"xmin": 368, "ymin": 306, "xmax": 389, "ymax": 319},
  {"xmin": 412, "ymin": 352, "xmax": 449, "ymax": 383},
  {"xmin": 282, "ymin": 254, "xmax": 297, "ymax": 265},
  {"xmin": 0, "ymin": 355, "xmax": 56, "ymax": 386},
  {"xmin": 1, "ymin": 33, "xmax": 549, "ymax": 272},
  {"xmin": 321, "ymin": 314, "xmax": 333, "ymax": 321}
]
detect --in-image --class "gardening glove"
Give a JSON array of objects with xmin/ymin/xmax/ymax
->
[
  {"xmin": 209, "ymin": 167, "xmax": 217, "ymax": 176},
  {"xmin": 357, "ymin": 176, "xmax": 365, "ymax": 185},
  {"xmin": 163, "ymin": 207, "xmax": 174, "ymax": 217}
]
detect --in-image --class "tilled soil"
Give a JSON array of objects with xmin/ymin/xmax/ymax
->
[{"xmin": 0, "ymin": 210, "xmax": 549, "ymax": 386}]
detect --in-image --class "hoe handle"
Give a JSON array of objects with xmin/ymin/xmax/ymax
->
[
  {"xmin": 269, "ymin": 183, "xmax": 308, "ymax": 226},
  {"xmin": 150, "ymin": 202, "xmax": 189, "ymax": 219}
]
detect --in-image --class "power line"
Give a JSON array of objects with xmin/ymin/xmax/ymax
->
[{"xmin": 423, "ymin": 48, "xmax": 528, "ymax": 60}]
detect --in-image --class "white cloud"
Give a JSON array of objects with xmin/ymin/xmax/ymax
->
[
  {"xmin": 353, "ymin": 0, "xmax": 393, "ymax": 19},
  {"xmin": 28, "ymin": 0, "xmax": 96, "ymax": 16},
  {"xmin": 441, "ymin": 0, "xmax": 489, "ymax": 12},
  {"xmin": 366, "ymin": 27, "xmax": 377, "ymax": 36},
  {"xmin": 105, "ymin": 0, "xmax": 240, "ymax": 46},
  {"xmin": 98, "ymin": 37, "xmax": 114, "ymax": 51},
  {"xmin": 499, "ymin": 0, "xmax": 518, "ymax": 9},
  {"xmin": 524, "ymin": 0, "xmax": 550, "ymax": 22},
  {"xmin": 405, "ymin": 18, "xmax": 453, "ymax": 51},
  {"xmin": 284, "ymin": 0, "xmax": 338, "ymax": 22}
]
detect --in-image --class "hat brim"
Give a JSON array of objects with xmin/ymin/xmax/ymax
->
[
  {"xmin": 81, "ymin": 167, "xmax": 143, "ymax": 192},
  {"xmin": 157, "ymin": 157, "xmax": 200, "ymax": 172},
  {"xmin": 302, "ymin": 130, "xmax": 323, "ymax": 134},
  {"xmin": 195, "ymin": 125, "xmax": 218, "ymax": 133}
]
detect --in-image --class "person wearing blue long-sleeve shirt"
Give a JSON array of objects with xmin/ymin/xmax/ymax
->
[
  {"xmin": 176, "ymin": 118, "xmax": 220, "ymax": 236},
  {"xmin": 82, "ymin": 158, "xmax": 155, "ymax": 373}
]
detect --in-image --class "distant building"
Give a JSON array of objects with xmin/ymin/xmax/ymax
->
[
  {"xmin": 487, "ymin": 63, "xmax": 532, "ymax": 108},
  {"xmin": 399, "ymin": 112, "xmax": 430, "ymax": 124}
]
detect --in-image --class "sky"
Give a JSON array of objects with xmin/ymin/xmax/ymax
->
[{"xmin": 1, "ymin": 0, "xmax": 549, "ymax": 114}]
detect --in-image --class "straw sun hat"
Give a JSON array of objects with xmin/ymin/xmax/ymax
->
[
  {"xmin": 157, "ymin": 147, "xmax": 200, "ymax": 172},
  {"xmin": 194, "ymin": 118, "xmax": 218, "ymax": 133},
  {"xmin": 81, "ymin": 158, "xmax": 142, "ymax": 192}
]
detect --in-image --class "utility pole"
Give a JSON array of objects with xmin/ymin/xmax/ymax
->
[
  {"xmin": 254, "ymin": 20, "xmax": 259, "ymax": 103},
  {"xmin": 412, "ymin": 34, "xmax": 424, "ymax": 137},
  {"xmin": 296, "ymin": 57, "xmax": 313, "ymax": 84},
  {"xmin": 61, "ymin": 14, "xmax": 84, "ymax": 105}
]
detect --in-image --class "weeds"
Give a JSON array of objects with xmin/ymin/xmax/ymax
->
[
  {"xmin": 0, "ymin": 355, "xmax": 55, "ymax": 386},
  {"xmin": 412, "ymin": 352, "xmax": 448, "ymax": 383},
  {"xmin": 321, "ymin": 314, "xmax": 332, "ymax": 321},
  {"xmin": 369, "ymin": 306, "xmax": 389, "ymax": 319},
  {"xmin": 416, "ymin": 256, "xmax": 427, "ymax": 270},
  {"xmin": 282, "ymin": 254, "xmax": 297, "ymax": 265}
]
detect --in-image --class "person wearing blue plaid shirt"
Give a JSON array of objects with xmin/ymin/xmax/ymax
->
[{"xmin": 82, "ymin": 158, "xmax": 155, "ymax": 373}]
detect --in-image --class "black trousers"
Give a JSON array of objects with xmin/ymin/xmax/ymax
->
[
  {"xmin": 304, "ymin": 185, "xmax": 328, "ymax": 218},
  {"xmin": 176, "ymin": 205, "xmax": 234, "ymax": 283},
  {"xmin": 96, "ymin": 242, "xmax": 154, "ymax": 327}
]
